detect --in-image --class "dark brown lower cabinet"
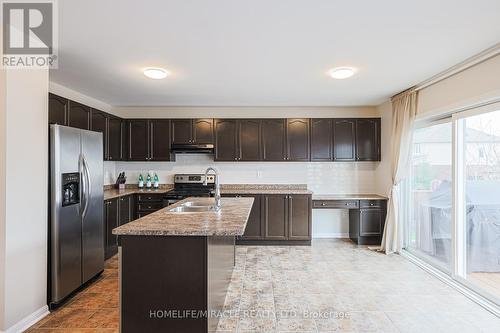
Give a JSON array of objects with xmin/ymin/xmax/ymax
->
[
  {"xmin": 349, "ymin": 200, "xmax": 387, "ymax": 245},
  {"xmin": 135, "ymin": 193, "xmax": 164, "ymax": 219},
  {"xmin": 119, "ymin": 195, "xmax": 134, "ymax": 226},
  {"xmin": 238, "ymin": 195, "xmax": 263, "ymax": 240},
  {"xmin": 104, "ymin": 198, "xmax": 119, "ymax": 260},
  {"xmin": 288, "ymin": 195, "xmax": 312, "ymax": 240},
  {"xmin": 119, "ymin": 235, "xmax": 234, "ymax": 333},
  {"xmin": 105, "ymin": 195, "xmax": 136, "ymax": 260},
  {"xmin": 264, "ymin": 195, "xmax": 288, "ymax": 240},
  {"xmin": 227, "ymin": 193, "xmax": 311, "ymax": 244}
]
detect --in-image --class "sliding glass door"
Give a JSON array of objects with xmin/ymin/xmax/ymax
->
[
  {"xmin": 405, "ymin": 105, "xmax": 500, "ymax": 306},
  {"xmin": 458, "ymin": 110, "xmax": 500, "ymax": 302},
  {"xmin": 408, "ymin": 122, "xmax": 452, "ymax": 271}
]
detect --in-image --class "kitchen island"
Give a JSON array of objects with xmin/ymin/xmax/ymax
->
[{"xmin": 113, "ymin": 197, "xmax": 254, "ymax": 333}]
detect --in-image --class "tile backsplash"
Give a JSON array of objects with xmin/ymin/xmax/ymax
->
[{"xmin": 104, "ymin": 154, "xmax": 383, "ymax": 195}]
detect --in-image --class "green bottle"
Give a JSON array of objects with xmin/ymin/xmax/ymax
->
[
  {"xmin": 153, "ymin": 173, "xmax": 159, "ymax": 189},
  {"xmin": 146, "ymin": 174, "xmax": 152, "ymax": 188},
  {"xmin": 138, "ymin": 174, "xmax": 144, "ymax": 188}
]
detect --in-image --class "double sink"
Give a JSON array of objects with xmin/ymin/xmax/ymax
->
[{"xmin": 168, "ymin": 201, "xmax": 217, "ymax": 213}]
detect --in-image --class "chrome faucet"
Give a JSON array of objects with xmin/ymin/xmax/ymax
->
[{"xmin": 204, "ymin": 167, "xmax": 221, "ymax": 211}]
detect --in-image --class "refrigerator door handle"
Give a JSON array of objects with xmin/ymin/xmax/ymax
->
[
  {"xmin": 82, "ymin": 154, "xmax": 92, "ymax": 219},
  {"xmin": 79, "ymin": 154, "xmax": 87, "ymax": 217}
]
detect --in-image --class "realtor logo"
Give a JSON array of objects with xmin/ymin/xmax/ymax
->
[{"xmin": 1, "ymin": 0, "xmax": 58, "ymax": 68}]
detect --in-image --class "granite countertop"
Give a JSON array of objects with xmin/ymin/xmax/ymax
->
[
  {"xmin": 312, "ymin": 194, "xmax": 388, "ymax": 200},
  {"xmin": 104, "ymin": 184, "xmax": 312, "ymax": 200},
  {"xmin": 104, "ymin": 187, "xmax": 173, "ymax": 200},
  {"xmin": 112, "ymin": 196, "xmax": 254, "ymax": 236}
]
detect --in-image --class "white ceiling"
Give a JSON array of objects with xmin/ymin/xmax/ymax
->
[{"xmin": 50, "ymin": 0, "xmax": 500, "ymax": 107}]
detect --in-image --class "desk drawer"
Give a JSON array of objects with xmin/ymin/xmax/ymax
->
[
  {"xmin": 313, "ymin": 200, "xmax": 359, "ymax": 209},
  {"xmin": 360, "ymin": 200, "xmax": 385, "ymax": 208}
]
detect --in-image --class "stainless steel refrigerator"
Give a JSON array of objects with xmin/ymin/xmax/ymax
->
[{"xmin": 49, "ymin": 125, "xmax": 104, "ymax": 307}]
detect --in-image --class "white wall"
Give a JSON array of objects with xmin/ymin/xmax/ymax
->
[
  {"xmin": 375, "ymin": 100, "xmax": 393, "ymax": 196},
  {"xmin": 0, "ymin": 47, "xmax": 6, "ymax": 332},
  {"xmin": 0, "ymin": 69, "xmax": 49, "ymax": 332},
  {"xmin": 418, "ymin": 53, "xmax": 500, "ymax": 119}
]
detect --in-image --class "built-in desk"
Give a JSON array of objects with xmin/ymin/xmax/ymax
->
[{"xmin": 312, "ymin": 194, "xmax": 387, "ymax": 245}]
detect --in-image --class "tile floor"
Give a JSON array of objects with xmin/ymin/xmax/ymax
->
[
  {"xmin": 26, "ymin": 256, "xmax": 119, "ymax": 333},
  {"xmin": 26, "ymin": 239, "xmax": 500, "ymax": 332}
]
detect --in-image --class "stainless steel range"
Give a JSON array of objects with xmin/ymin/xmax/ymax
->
[{"xmin": 163, "ymin": 174, "xmax": 216, "ymax": 206}]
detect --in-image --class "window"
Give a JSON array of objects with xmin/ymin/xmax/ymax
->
[
  {"xmin": 408, "ymin": 122, "xmax": 452, "ymax": 270},
  {"xmin": 404, "ymin": 105, "xmax": 500, "ymax": 307},
  {"xmin": 460, "ymin": 110, "xmax": 500, "ymax": 301}
]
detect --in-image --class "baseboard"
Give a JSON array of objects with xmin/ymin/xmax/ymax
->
[
  {"xmin": 312, "ymin": 233, "xmax": 349, "ymax": 239},
  {"xmin": 2, "ymin": 305, "xmax": 49, "ymax": 333},
  {"xmin": 401, "ymin": 250, "xmax": 500, "ymax": 318}
]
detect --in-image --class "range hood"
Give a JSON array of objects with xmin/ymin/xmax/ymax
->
[{"xmin": 170, "ymin": 143, "xmax": 214, "ymax": 154}]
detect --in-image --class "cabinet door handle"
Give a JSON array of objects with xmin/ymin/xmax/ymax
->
[{"xmin": 321, "ymin": 202, "xmax": 326, "ymax": 206}]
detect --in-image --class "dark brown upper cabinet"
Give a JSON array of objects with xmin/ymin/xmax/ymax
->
[
  {"xmin": 48, "ymin": 93, "xmax": 68, "ymax": 125},
  {"xmin": 128, "ymin": 119, "xmax": 173, "ymax": 161},
  {"xmin": 128, "ymin": 119, "xmax": 150, "ymax": 161},
  {"xmin": 215, "ymin": 119, "xmax": 261, "ymax": 161},
  {"xmin": 193, "ymin": 119, "xmax": 214, "ymax": 144},
  {"xmin": 108, "ymin": 117, "xmax": 123, "ymax": 161},
  {"xmin": 171, "ymin": 119, "xmax": 193, "ymax": 144},
  {"xmin": 171, "ymin": 119, "xmax": 214, "ymax": 145},
  {"xmin": 262, "ymin": 119, "xmax": 286, "ymax": 161},
  {"xmin": 239, "ymin": 119, "xmax": 261, "ymax": 161},
  {"xmin": 333, "ymin": 119, "xmax": 356, "ymax": 161},
  {"xmin": 150, "ymin": 119, "xmax": 172, "ymax": 161},
  {"xmin": 68, "ymin": 101, "xmax": 91, "ymax": 130},
  {"xmin": 214, "ymin": 119, "xmax": 238, "ymax": 161},
  {"xmin": 356, "ymin": 118, "xmax": 381, "ymax": 161},
  {"xmin": 48, "ymin": 92, "xmax": 382, "ymax": 163},
  {"xmin": 286, "ymin": 118, "xmax": 310, "ymax": 161},
  {"xmin": 90, "ymin": 109, "xmax": 108, "ymax": 160},
  {"xmin": 310, "ymin": 118, "xmax": 333, "ymax": 161}
]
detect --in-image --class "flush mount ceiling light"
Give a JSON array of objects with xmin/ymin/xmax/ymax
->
[
  {"xmin": 328, "ymin": 67, "xmax": 356, "ymax": 79},
  {"xmin": 143, "ymin": 68, "xmax": 169, "ymax": 79}
]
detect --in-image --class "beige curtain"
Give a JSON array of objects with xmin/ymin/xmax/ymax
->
[{"xmin": 380, "ymin": 89, "xmax": 418, "ymax": 254}]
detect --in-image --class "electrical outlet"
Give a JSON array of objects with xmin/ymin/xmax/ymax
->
[{"xmin": 257, "ymin": 171, "xmax": 263, "ymax": 178}]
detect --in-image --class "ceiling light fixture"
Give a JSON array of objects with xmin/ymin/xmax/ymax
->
[
  {"xmin": 143, "ymin": 68, "xmax": 169, "ymax": 79},
  {"xmin": 328, "ymin": 67, "xmax": 356, "ymax": 79}
]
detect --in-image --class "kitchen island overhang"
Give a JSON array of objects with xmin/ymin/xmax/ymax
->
[{"xmin": 113, "ymin": 197, "xmax": 254, "ymax": 333}]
